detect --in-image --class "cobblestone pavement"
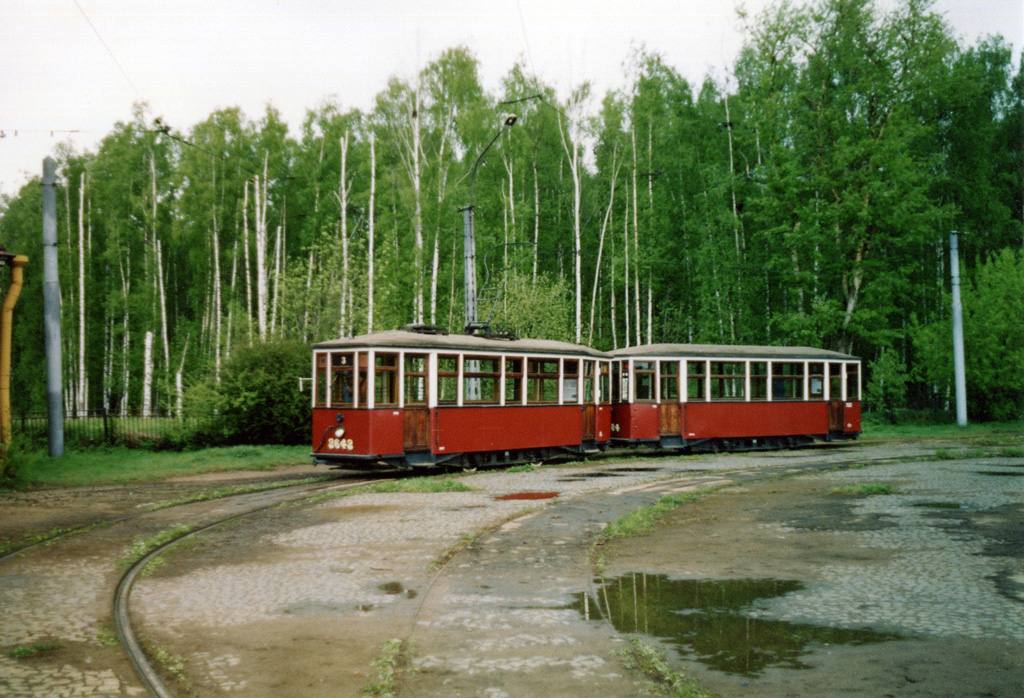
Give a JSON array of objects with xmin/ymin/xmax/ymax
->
[
  {"xmin": 2, "ymin": 441, "xmax": 1020, "ymax": 696},
  {"xmin": 756, "ymin": 457, "xmax": 1024, "ymax": 640}
]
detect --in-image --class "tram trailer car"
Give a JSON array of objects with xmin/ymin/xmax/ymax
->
[
  {"xmin": 608, "ymin": 344, "xmax": 861, "ymax": 451},
  {"xmin": 311, "ymin": 327, "xmax": 612, "ymax": 469}
]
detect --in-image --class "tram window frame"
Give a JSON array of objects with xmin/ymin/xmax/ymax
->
[
  {"xmin": 374, "ymin": 353, "xmax": 399, "ymax": 407},
  {"xmin": 809, "ymin": 362, "xmax": 825, "ymax": 400},
  {"xmin": 710, "ymin": 361, "xmax": 746, "ymax": 401},
  {"xmin": 771, "ymin": 362, "xmax": 805, "ymax": 401},
  {"xmin": 829, "ymin": 362, "xmax": 843, "ymax": 401},
  {"xmin": 505, "ymin": 357, "xmax": 523, "ymax": 404},
  {"xmin": 599, "ymin": 362, "xmax": 611, "ymax": 405},
  {"xmin": 659, "ymin": 361, "xmax": 679, "ymax": 402},
  {"xmin": 331, "ymin": 352, "xmax": 355, "ymax": 407},
  {"xmin": 315, "ymin": 353, "xmax": 328, "ymax": 407},
  {"xmin": 634, "ymin": 361, "xmax": 656, "ymax": 402},
  {"xmin": 527, "ymin": 357, "xmax": 560, "ymax": 404},
  {"xmin": 463, "ymin": 355, "xmax": 500, "ymax": 405},
  {"xmin": 404, "ymin": 353, "xmax": 428, "ymax": 406},
  {"xmin": 750, "ymin": 361, "xmax": 768, "ymax": 401},
  {"xmin": 845, "ymin": 362, "xmax": 860, "ymax": 400},
  {"xmin": 563, "ymin": 359, "xmax": 580, "ymax": 404},
  {"xmin": 357, "ymin": 353, "xmax": 369, "ymax": 407},
  {"xmin": 582, "ymin": 361, "xmax": 595, "ymax": 403},
  {"xmin": 437, "ymin": 354, "xmax": 459, "ymax": 405},
  {"xmin": 687, "ymin": 360, "xmax": 707, "ymax": 401},
  {"xmin": 611, "ymin": 362, "xmax": 622, "ymax": 403}
]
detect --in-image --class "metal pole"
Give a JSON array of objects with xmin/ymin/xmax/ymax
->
[
  {"xmin": 462, "ymin": 115, "xmax": 517, "ymax": 333},
  {"xmin": 949, "ymin": 231, "xmax": 968, "ymax": 427},
  {"xmin": 43, "ymin": 157, "xmax": 65, "ymax": 456}
]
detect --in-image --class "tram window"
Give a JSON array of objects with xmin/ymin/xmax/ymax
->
[
  {"xmin": 315, "ymin": 353, "xmax": 328, "ymax": 407},
  {"xmin": 846, "ymin": 363, "xmax": 860, "ymax": 400},
  {"xmin": 404, "ymin": 354, "xmax": 428, "ymax": 405},
  {"xmin": 829, "ymin": 363, "xmax": 843, "ymax": 400},
  {"xmin": 772, "ymin": 362, "xmax": 805, "ymax": 400},
  {"xmin": 464, "ymin": 355, "xmax": 499, "ymax": 404},
  {"xmin": 583, "ymin": 361, "xmax": 595, "ymax": 403},
  {"xmin": 599, "ymin": 362, "xmax": 611, "ymax": 405},
  {"xmin": 659, "ymin": 361, "xmax": 679, "ymax": 401},
  {"xmin": 710, "ymin": 361, "xmax": 745, "ymax": 401},
  {"xmin": 331, "ymin": 352, "xmax": 355, "ymax": 406},
  {"xmin": 611, "ymin": 363, "xmax": 622, "ymax": 403},
  {"xmin": 527, "ymin": 358, "xmax": 559, "ymax": 404},
  {"xmin": 374, "ymin": 353, "xmax": 398, "ymax": 407},
  {"xmin": 505, "ymin": 358, "xmax": 523, "ymax": 404},
  {"xmin": 809, "ymin": 362, "xmax": 825, "ymax": 399},
  {"xmin": 437, "ymin": 354, "xmax": 459, "ymax": 405},
  {"xmin": 634, "ymin": 361, "xmax": 655, "ymax": 401},
  {"xmin": 563, "ymin": 359, "xmax": 579, "ymax": 403},
  {"xmin": 687, "ymin": 360, "xmax": 707, "ymax": 400},
  {"xmin": 750, "ymin": 361, "xmax": 768, "ymax": 400}
]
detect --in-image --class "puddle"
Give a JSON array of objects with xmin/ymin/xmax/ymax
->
[
  {"xmin": 494, "ymin": 491, "xmax": 559, "ymax": 500},
  {"xmin": 911, "ymin": 502, "xmax": 962, "ymax": 509},
  {"xmin": 976, "ymin": 471, "xmax": 1024, "ymax": 477},
  {"xmin": 570, "ymin": 574, "xmax": 899, "ymax": 676}
]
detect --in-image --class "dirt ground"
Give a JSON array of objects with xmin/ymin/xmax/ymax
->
[
  {"xmin": 603, "ymin": 474, "xmax": 1024, "ymax": 697},
  {"xmin": 2, "ymin": 447, "xmax": 1022, "ymax": 697}
]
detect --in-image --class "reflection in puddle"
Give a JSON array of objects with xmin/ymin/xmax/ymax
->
[
  {"xmin": 911, "ymin": 501, "xmax": 962, "ymax": 509},
  {"xmin": 977, "ymin": 471, "xmax": 1024, "ymax": 477},
  {"xmin": 570, "ymin": 574, "xmax": 899, "ymax": 676}
]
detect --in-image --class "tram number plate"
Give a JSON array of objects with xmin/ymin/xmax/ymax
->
[{"xmin": 328, "ymin": 438, "xmax": 355, "ymax": 451}]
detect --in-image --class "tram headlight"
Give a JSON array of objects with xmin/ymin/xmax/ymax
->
[{"xmin": 334, "ymin": 427, "xmax": 346, "ymax": 438}]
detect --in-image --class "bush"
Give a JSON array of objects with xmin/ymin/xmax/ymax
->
[{"xmin": 187, "ymin": 340, "xmax": 311, "ymax": 446}]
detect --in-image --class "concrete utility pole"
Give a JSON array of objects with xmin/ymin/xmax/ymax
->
[
  {"xmin": 950, "ymin": 231, "xmax": 968, "ymax": 427},
  {"xmin": 42, "ymin": 157, "xmax": 65, "ymax": 456},
  {"xmin": 461, "ymin": 115, "xmax": 517, "ymax": 333}
]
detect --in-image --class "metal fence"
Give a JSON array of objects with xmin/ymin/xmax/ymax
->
[{"xmin": 12, "ymin": 409, "xmax": 207, "ymax": 448}]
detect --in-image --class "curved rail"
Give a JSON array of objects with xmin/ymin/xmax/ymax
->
[{"xmin": 112, "ymin": 476, "xmax": 390, "ymax": 697}]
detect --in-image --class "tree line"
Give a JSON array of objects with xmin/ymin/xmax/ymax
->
[{"xmin": 1, "ymin": 0, "xmax": 1021, "ymax": 424}]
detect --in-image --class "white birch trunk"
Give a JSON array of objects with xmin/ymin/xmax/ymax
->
[
  {"xmin": 271, "ymin": 222, "xmax": 283, "ymax": 336},
  {"xmin": 532, "ymin": 158, "xmax": 540, "ymax": 286},
  {"xmin": 212, "ymin": 198, "xmax": 222, "ymax": 381},
  {"xmin": 588, "ymin": 148, "xmax": 619, "ymax": 346},
  {"xmin": 119, "ymin": 255, "xmax": 131, "ymax": 416},
  {"xmin": 226, "ymin": 237, "xmax": 239, "ymax": 367},
  {"xmin": 624, "ymin": 179, "xmax": 631, "ymax": 347},
  {"xmin": 368, "ymin": 132, "xmax": 376, "ymax": 333},
  {"xmin": 255, "ymin": 154, "xmax": 269, "ymax": 341},
  {"xmin": 338, "ymin": 134, "xmax": 351, "ymax": 337},
  {"xmin": 631, "ymin": 125, "xmax": 641, "ymax": 347},
  {"xmin": 77, "ymin": 173, "xmax": 87, "ymax": 414},
  {"xmin": 242, "ymin": 180, "xmax": 253, "ymax": 343},
  {"xmin": 412, "ymin": 89, "xmax": 424, "ymax": 324},
  {"xmin": 142, "ymin": 331, "xmax": 154, "ymax": 418},
  {"xmin": 557, "ymin": 111, "xmax": 583, "ymax": 344}
]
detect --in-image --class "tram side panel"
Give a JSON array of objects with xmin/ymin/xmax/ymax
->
[
  {"xmin": 682, "ymin": 401, "xmax": 829, "ymax": 440},
  {"xmin": 610, "ymin": 403, "xmax": 660, "ymax": 442},
  {"xmin": 312, "ymin": 408, "xmax": 404, "ymax": 461},
  {"xmin": 433, "ymin": 405, "xmax": 584, "ymax": 455}
]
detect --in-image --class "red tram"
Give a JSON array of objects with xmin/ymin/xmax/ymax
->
[
  {"xmin": 609, "ymin": 344, "xmax": 861, "ymax": 451},
  {"xmin": 311, "ymin": 327, "xmax": 611, "ymax": 468}
]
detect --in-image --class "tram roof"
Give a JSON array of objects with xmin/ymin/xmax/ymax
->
[
  {"xmin": 313, "ymin": 329, "xmax": 608, "ymax": 358},
  {"xmin": 609, "ymin": 343, "xmax": 858, "ymax": 361}
]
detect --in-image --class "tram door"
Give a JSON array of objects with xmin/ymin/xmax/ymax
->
[
  {"xmin": 659, "ymin": 360, "xmax": 681, "ymax": 436},
  {"xmin": 403, "ymin": 354, "xmax": 430, "ymax": 451},
  {"xmin": 828, "ymin": 363, "xmax": 844, "ymax": 434},
  {"xmin": 581, "ymin": 361, "xmax": 596, "ymax": 441}
]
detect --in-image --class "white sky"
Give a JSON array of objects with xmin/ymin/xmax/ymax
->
[{"xmin": 1, "ymin": 0, "xmax": 1021, "ymax": 199}]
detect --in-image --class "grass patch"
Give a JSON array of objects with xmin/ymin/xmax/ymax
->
[
  {"xmin": 860, "ymin": 420, "xmax": 1024, "ymax": 445},
  {"xmin": 6, "ymin": 640, "xmax": 65, "ymax": 659},
  {"xmin": 503, "ymin": 463, "xmax": 537, "ymax": 473},
  {"xmin": 998, "ymin": 447, "xmax": 1024, "ymax": 458},
  {"xmin": 97, "ymin": 626, "xmax": 120, "ymax": 648},
  {"xmin": 362, "ymin": 638, "xmax": 404, "ymax": 696},
  {"xmin": 828, "ymin": 483, "xmax": 897, "ymax": 496},
  {"xmin": 117, "ymin": 523, "xmax": 196, "ymax": 570},
  {"xmin": 150, "ymin": 645, "xmax": 191, "ymax": 692},
  {"xmin": 3, "ymin": 444, "xmax": 312, "ymax": 489},
  {"xmin": 621, "ymin": 636, "xmax": 711, "ymax": 698},
  {"xmin": 599, "ymin": 491, "xmax": 707, "ymax": 543}
]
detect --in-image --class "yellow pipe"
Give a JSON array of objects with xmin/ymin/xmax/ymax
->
[{"xmin": 1, "ymin": 255, "xmax": 28, "ymax": 444}]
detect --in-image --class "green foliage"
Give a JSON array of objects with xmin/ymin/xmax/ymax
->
[
  {"xmin": 620, "ymin": 636, "xmax": 711, "ymax": 698},
  {"xmin": 865, "ymin": 348, "xmax": 909, "ymax": 421},
  {"xmin": 187, "ymin": 340, "xmax": 311, "ymax": 445},
  {"xmin": 828, "ymin": 483, "xmax": 897, "ymax": 496},
  {"xmin": 7, "ymin": 641, "xmax": 65, "ymax": 659}
]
